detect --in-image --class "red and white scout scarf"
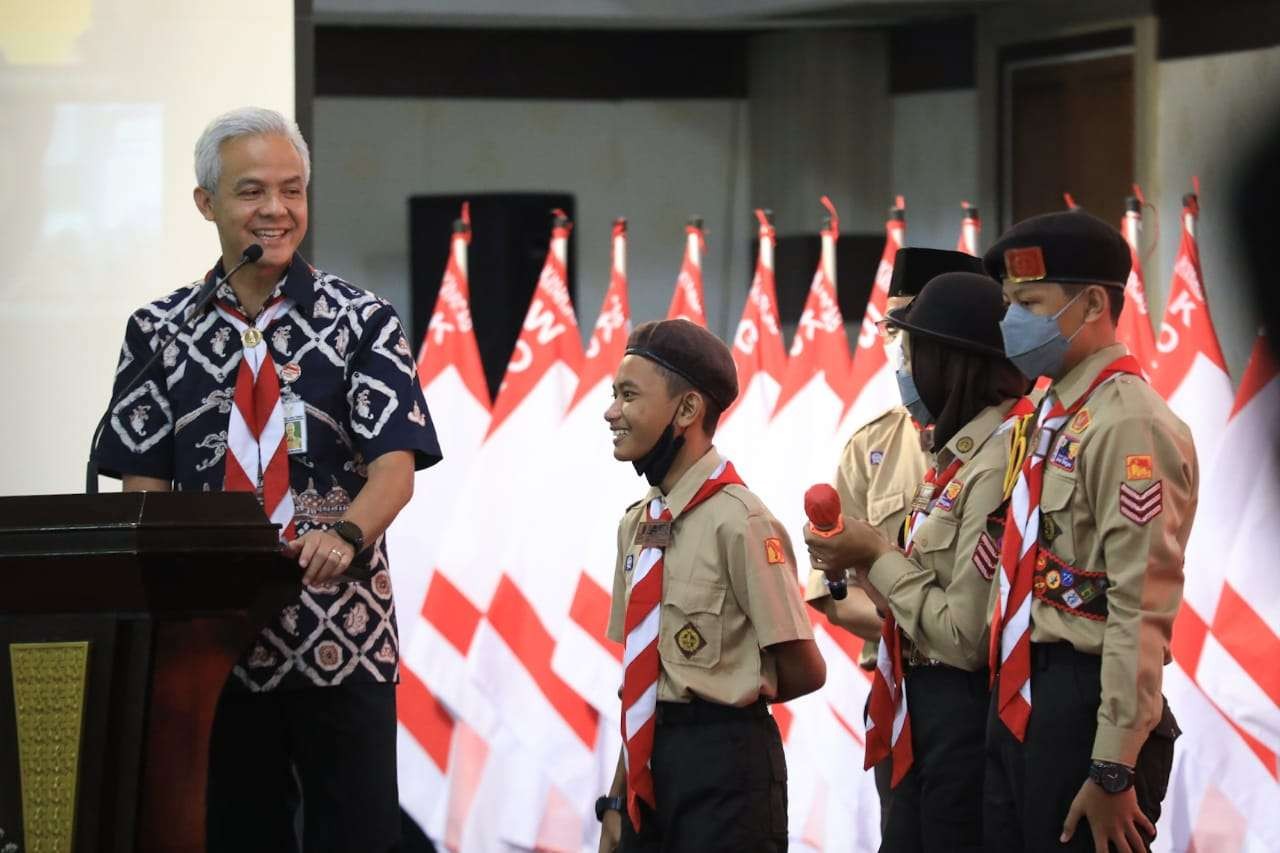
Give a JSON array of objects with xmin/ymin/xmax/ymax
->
[
  {"xmin": 215, "ymin": 295, "xmax": 297, "ymax": 541},
  {"xmin": 621, "ymin": 458, "xmax": 744, "ymax": 829},
  {"xmin": 990, "ymin": 356, "xmax": 1141, "ymax": 739},
  {"xmin": 864, "ymin": 457, "xmax": 962, "ymax": 785}
]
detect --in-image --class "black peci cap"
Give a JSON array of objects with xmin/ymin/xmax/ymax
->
[
  {"xmin": 983, "ymin": 210, "xmax": 1131, "ymax": 289},
  {"xmin": 625, "ymin": 319, "xmax": 738, "ymax": 410},
  {"xmin": 889, "ymin": 248, "xmax": 986, "ymax": 298},
  {"xmin": 886, "ymin": 272, "xmax": 1008, "ymax": 358}
]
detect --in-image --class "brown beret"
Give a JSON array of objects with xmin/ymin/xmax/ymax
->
[{"xmin": 625, "ymin": 319, "xmax": 738, "ymax": 410}]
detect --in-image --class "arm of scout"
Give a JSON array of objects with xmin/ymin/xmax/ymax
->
[
  {"xmin": 1061, "ymin": 412, "xmax": 1196, "ymax": 852},
  {"xmin": 99, "ymin": 313, "xmax": 177, "ymax": 488},
  {"xmin": 802, "ymin": 443, "xmax": 884, "ymax": 640},
  {"xmin": 733, "ymin": 514, "xmax": 825, "ymax": 702},
  {"xmin": 286, "ymin": 450, "xmax": 415, "ymax": 585},
  {"xmin": 598, "ymin": 750, "xmax": 625, "ymax": 853},
  {"xmin": 862, "ymin": 467, "xmax": 1005, "ymax": 669},
  {"xmin": 1086, "ymin": 414, "xmax": 1195, "ymax": 766}
]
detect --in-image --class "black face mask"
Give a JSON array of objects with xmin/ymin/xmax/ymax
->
[{"xmin": 632, "ymin": 414, "xmax": 685, "ymax": 487}]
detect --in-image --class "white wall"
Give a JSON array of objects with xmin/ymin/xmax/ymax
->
[
  {"xmin": 1152, "ymin": 44, "xmax": 1280, "ymax": 377},
  {"xmin": 891, "ymin": 89, "xmax": 981, "ymax": 252},
  {"xmin": 311, "ymin": 97, "xmax": 753, "ymax": 342},
  {"xmin": 0, "ymin": 0, "xmax": 295, "ymax": 496}
]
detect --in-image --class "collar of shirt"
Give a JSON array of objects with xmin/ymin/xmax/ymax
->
[
  {"xmin": 1051, "ymin": 342, "xmax": 1130, "ymax": 409},
  {"xmin": 642, "ymin": 446, "xmax": 725, "ymax": 520},
  {"xmin": 207, "ymin": 252, "xmax": 318, "ymax": 316},
  {"xmin": 935, "ymin": 398, "xmax": 1019, "ymax": 469}
]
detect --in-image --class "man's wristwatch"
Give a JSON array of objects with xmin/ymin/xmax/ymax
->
[
  {"xmin": 595, "ymin": 795, "xmax": 623, "ymax": 822},
  {"xmin": 1089, "ymin": 760, "xmax": 1135, "ymax": 793},
  {"xmin": 331, "ymin": 520, "xmax": 365, "ymax": 553}
]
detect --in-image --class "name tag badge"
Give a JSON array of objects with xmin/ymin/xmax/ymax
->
[
  {"xmin": 635, "ymin": 521, "xmax": 673, "ymax": 549},
  {"xmin": 283, "ymin": 396, "xmax": 308, "ymax": 455}
]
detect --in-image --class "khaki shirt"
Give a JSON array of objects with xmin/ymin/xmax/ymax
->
[
  {"xmin": 1010, "ymin": 343, "xmax": 1198, "ymax": 766},
  {"xmin": 867, "ymin": 401, "xmax": 1019, "ymax": 671},
  {"xmin": 804, "ymin": 406, "xmax": 928, "ymax": 667},
  {"xmin": 607, "ymin": 447, "xmax": 814, "ymax": 706}
]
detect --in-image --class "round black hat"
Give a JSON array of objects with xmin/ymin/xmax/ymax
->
[
  {"xmin": 888, "ymin": 248, "xmax": 985, "ymax": 298},
  {"xmin": 983, "ymin": 209, "xmax": 1131, "ymax": 289},
  {"xmin": 625, "ymin": 319, "xmax": 738, "ymax": 410},
  {"xmin": 886, "ymin": 271, "xmax": 1008, "ymax": 358}
]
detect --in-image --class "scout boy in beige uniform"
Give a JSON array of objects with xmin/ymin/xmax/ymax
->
[
  {"xmin": 805, "ymin": 271, "xmax": 1030, "ymax": 852},
  {"xmin": 596, "ymin": 319, "xmax": 825, "ymax": 853},
  {"xmin": 804, "ymin": 247, "xmax": 984, "ymax": 823},
  {"xmin": 983, "ymin": 211, "xmax": 1197, "ymax": 853}
]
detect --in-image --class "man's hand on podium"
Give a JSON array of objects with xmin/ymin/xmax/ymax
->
[{"xmin": 285, "ymin": 529, "xmax": 356, "ymax": 586}]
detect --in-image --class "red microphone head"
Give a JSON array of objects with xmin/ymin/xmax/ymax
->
[{"xmin": 804, "ymin": 483, "xmax": 843, "ymax": 531}]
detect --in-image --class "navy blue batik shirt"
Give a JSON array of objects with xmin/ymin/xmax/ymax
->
[{"xmin": 97, "ymin": 254, "xmax": 442, "ymax": 691}]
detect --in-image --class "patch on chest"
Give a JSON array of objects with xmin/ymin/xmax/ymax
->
[
  {"xmin": 674, "ymin": 622, "xmax": 707, "ymax": 658},
  {"xmin": 1050, "ymin": 436, "xmax": 1080, "ymax": 472},
  {"xmin": 635, "ymin": 521, "xmax": 673, "ymax": 549},
  {"xmin": 869, "ymin": 449, "xmax": 885, "ymax": 466},
  {"xmin": 936, "ymin": 480, "xmax": 964, "ymax": 512},
  {"xmin": 1069, "ymin": 408, "xmax": 1092, "ymax": 434},
  {"xmin": 625, "ymin": 554, "xmax": 635, "ymax": 573}
]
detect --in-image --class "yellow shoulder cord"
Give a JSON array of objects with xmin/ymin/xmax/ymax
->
[{"xmin": 1002, "ymin": 414, "xmax": 1033, "ymax": 502}]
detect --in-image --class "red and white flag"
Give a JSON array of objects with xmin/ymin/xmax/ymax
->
[
  {"xmin": 1149, "ymin": 188, "xmax": 1233, "ymax": 459},
  {"xmin": 955, "ymin": 201, "xmax": 981, "ymax": 256},
  {"xmin": 832, "ymin": 197, "xmax": 907, "ymax": 453},
  {"xmin": 1161, "ymin": 332, "xmax": 1280, "ymax": 852},
  {"xmin": 715, "ymin": 209, "xmax": 787, "ymax": 476},
  {"xmin": 550, "ymin": 220, "xmax": 635, "ymax": 723},
  {"xmin": 1117, "ymin": 187, "xmax": 1159, "ymax": 374},
  {"xmin": 413, "ymin": 213, "xmax": 589, "ymax": 847},
  {"xmin": 667, "ymin": 219, "xmax": 707, "ymax": 327},
  {"xmin": 389, "ymin": 205, "xmax": 493, "ymax": 840}
]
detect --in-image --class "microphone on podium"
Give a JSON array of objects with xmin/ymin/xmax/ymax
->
[
  {"xmin": 804, "ymin": 483, "xmax": 847, "ymax": 600},
  {"xmin": 85, "ymin": 244, "xmax": 264, "ymax": 493}
]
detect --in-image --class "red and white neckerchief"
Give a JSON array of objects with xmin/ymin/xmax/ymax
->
[
  {"xmin": 864, "ymin": 457, "xmax": 961, "ymax": 785},
  {"xmin": 621, "ymin": 458, "xmax": 744, "ymax": 829},
  {"xmin": 989, "ymin": 356, "xmax": 1142, "ymax": 739},
  {"xmin": 215, "ymin": 294, "xmax": 298, "ymax": 541}
]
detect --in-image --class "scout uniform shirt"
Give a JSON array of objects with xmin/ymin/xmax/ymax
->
[
  {"xmin": 607, "ymin": 448, "xmax": 814, "ymax": 706},
  {"xmin": 866, "ymin": 400, "xmax": 1019, "ymax": 671},
  {"xmin": 1006, "ymin": 342, "xmax": 1198, "ymax": 766},
  {"xmin": 804, "ymin": 406, "xmax": 928, "ymax": 667}
]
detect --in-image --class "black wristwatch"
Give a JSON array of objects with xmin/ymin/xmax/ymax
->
[
  {"xmin": 331, "ymin": 520, "xmax": 365, "ymax": 553},
  {"xmin": 1089, "ymin": 760, "xmax": 1135, "ymax": 794},
  {"xmin": 595, "ymin": 795, "xmax": 623, "ymax": 822}
]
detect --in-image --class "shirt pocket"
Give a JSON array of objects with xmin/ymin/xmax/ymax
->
[
  {"xmin": 1040, "ymin": 469, "xmax": 1077, "ymax": 561},
  {"xmin": 867, "ymin": 491, "xmax": 906, "ymax": 530},
  {"xmin": 912, "ymin": 514, "xmax": 958, "ymax": 561},
  {"xmin": 659, "ymin": 577, "xmax": 727, "ymax": 670}
]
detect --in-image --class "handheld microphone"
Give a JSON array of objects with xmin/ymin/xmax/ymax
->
[
  {"xmin": 85, "ymin": 245, "xmax": 263, "ymax": 493},
  {"xmin": 804, "ymin": 483, "xmax": 847, "ymax": 600}
]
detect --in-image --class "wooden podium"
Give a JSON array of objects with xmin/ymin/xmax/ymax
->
[{"xmin": 0, "ymin": 492, "xmax": 300, "ymax": 852}]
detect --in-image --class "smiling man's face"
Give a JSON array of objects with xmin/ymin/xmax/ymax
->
[{"xmin": 195, "ymin": 132, "xmax": 307, "ymax": 273}]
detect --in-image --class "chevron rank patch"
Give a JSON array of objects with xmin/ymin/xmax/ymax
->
[
  {"xmin": 972, "ymin": 532, "xmax": 999, "ymax": 580},
  {"xmin": 1119, "ymin": 481, "xmax": 1163, "ymax": 525}
]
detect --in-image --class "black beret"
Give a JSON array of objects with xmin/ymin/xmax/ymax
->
[
  {"xmin": 625, "ymin": 319, "xmax": 738, "ymax": 410},
  {"xmin": 889, "ymin": 248, "xmax": 985, "ymax": 298},
  {"xmin": 887, "ymin": 271, "xmax": 1008, "ymax": 358},
  {"xmin": 983, "ymin": 210, "xmax": 1130, "ymax": 289}
]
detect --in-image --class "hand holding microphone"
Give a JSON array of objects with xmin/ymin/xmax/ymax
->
[{"xmin": 804, "ymin": 484, "xmax": 849, "ymax": 600}]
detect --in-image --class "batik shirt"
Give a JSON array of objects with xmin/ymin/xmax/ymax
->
[{"xmin": 97, "ymin": 253, "xmax": 442, "ymax": 692}]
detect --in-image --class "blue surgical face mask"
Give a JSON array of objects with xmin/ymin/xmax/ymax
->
[
  {"xmin": 999, "ymin": 290, "xmax": 1087, "ymax": 381},
  {"xmin": 896, "ymin": 367, "xmax": 935, "ymax": 427}
]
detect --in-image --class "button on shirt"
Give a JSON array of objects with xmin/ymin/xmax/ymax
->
[
  {"xmin": 97, "ymin": 254, "xmax": 442, "ymax": 692},
  {"xmin": 607, "ymin": 449, "xmax": 813, "ymax": 707}
]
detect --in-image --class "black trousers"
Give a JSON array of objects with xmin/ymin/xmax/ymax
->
[
  {"xmin": 984, "ymin": 643, "xmax": 1179, "ymax": 853},
  {"xmin": 206, "ymin": 681, "xmax": 401, "ymax": 853},
  {"xmin": 880, "ymin": 665, "xmax": 989, "ymax": 853},
  {"xmin": 621, "ymin": 699, "xmax": 788, "ymax": 853}
]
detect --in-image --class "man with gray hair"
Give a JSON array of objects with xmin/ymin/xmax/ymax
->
[{"xmin": 96, "ymin": 106, "xmax": 441, "ymax": 852}]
